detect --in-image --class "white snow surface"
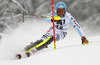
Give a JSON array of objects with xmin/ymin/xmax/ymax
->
[{"xmin": 0, "ymin": 20, "xmax": 100, "ymax": 65}]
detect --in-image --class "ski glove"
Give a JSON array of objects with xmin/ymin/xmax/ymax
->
[{"xmin": 81, "ymin": 36, "xmax": 89, "ymax": 45}]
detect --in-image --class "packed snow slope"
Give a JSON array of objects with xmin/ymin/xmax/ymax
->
[{"xmin": 0, "ymin": 20, "xmax": 100, "ymax": 65}]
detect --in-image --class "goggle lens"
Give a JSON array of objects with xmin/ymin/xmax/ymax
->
[{"xmin": 57, "ymin": 9, "xmax": 65, "ymax": 12}]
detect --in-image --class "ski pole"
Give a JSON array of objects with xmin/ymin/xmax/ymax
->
[
  {"xmin": 3, "ymin": 10, "xmax": 50, "ymax": 18},
  {"xmin": 3, "ymin": 10, "xmax": 61, "ymax": 20}
]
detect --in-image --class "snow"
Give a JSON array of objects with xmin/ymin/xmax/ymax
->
[{"xmin": 0, "ymin": 20, "xmax": 100, "ymax": 65}]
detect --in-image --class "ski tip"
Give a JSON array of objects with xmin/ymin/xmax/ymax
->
[{"xmin": 16, "ymin": 54, "xmax": 22, "ymax": 59}]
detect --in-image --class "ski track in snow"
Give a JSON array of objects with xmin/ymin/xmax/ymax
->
[{"xmin": 0, "ymin": 20, "xmax": 100, "ymax": 65}]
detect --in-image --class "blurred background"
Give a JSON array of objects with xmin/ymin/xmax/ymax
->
[{"xmin": 0, "ymin": 0, "xmax": 100, "ymax": 38}]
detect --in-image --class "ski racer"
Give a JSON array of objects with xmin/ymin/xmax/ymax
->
[{"xmin": 17, "ymin": 2, "xmax": 89, "ymax": 59}]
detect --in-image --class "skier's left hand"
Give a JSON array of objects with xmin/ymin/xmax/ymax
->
[{"xmin": 81, "ymin": 36, "xmax": 89, "ymax": 45}]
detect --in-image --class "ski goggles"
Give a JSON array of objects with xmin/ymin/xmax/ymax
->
[{"xmin": 57, "ymin": 9, "xmax": 65, "ymax": 12}]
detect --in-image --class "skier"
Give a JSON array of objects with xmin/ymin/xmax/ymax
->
[{"xmin": 16, "ymin": 2, "xmax": 89, "ymax": 59}]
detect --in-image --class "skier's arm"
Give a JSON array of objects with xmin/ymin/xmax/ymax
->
[
  {"xmin": 45, "ymin": 18, "xmax": 52, "ymax": 22},
  {"xmin": 69, "ymin": 15, "xmax": 89, "ymax": 44},
  {"xmin": 69, "ymin": 16, "xmax": 84, "ymax": 37},
  {"xmin": 45, "ymin": 11, "xmax": 52, "ymax": 22}
]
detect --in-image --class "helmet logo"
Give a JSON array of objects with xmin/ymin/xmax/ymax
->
[{"xmin": 58, "ymin": 5, "xmax": 64, "ymax": 8}]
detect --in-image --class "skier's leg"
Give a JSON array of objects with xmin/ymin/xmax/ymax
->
[
  {"xmin": 55, "ymin": 32, "xmax": 67, "ymax": 41},
  {"xmin": 23, "ymin": 27, "xmax": 53, "ymax": 56},
  {"xmin": 24, "ymin": 36, "xmax": 53, "ymax": 56},
  {"xmin": 24, "ymin": 31, "xmax": 67, "ymax": 53},
  {"xmin": 24, "ymin": 27, "xmax": 67, "ymax": 57}
]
